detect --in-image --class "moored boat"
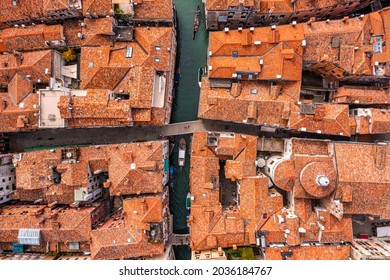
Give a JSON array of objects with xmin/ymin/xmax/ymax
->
[
  {"xmin": 197, "ymin": 67, "xmax": 203, "ymax": 88},
  {"xmin": 178, "ymin": 138, "xmax": 186, "ymax": 167},
  {"xmin": 186, "ymin": 192, "xmax": 191, "ymax": 210},
  {"xmin": 193, "ymin": 5, "xmax": 201, "ymax": 40}
]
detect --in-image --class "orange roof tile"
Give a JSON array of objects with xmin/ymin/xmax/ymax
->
[
  {"xmin": 14, "ymin": 141, "xmax": 167, "ymax": 202},
  {"xmin": 334, "ymin": 142, "xmax": 390, "ymax": 218},
  {"xmin": 333, "ymin": 86, "xmax": 390, "ymax": 105},
  {"xmin": 0, "ymin": 204, "xmax": 96, "ymax": 249},
  {"xmin": 0, "ymin": 0, "xmax": 44, "ymax": 24},
  {"xmin": 83, "ymin": 0, "xmax": 112, "ymax": 16},
  {"xmin": 43, "ymin": 0, "xmax": 69, "ymax": 11},
  {"xmin": 189, "ymin": 132, "xmax": 283, "ymax": 251},
  {"xmin": 0, "ymin": 24, "xmax": 64, "ymax": 51},
  {"xmin": 289, "ymin": 103, "xmax": 351, "ymax": 136},
  {"xmin": 133, "ymin": 0, "xmax": 173, "ymax": 20},
  {"xmin": 265, "ymin": 244, "xmax": 350, "ymax": 260}
]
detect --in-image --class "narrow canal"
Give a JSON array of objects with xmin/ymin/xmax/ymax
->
[{"xmin": 169, "ymin": 0, "xmax": 208, "ymax": 259}]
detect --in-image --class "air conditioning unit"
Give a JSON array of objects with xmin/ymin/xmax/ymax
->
[
  {"xmin": 249, "ymin": 27, "xmax": 254, "ymax": 32},
  {"xmin": 77, "ymin": 32, "xmax": 84, "ymax": 39},
  {"xmin": 238, "ymin": 27, "xmax": 243, "ymax": 31},
  {"xmin": 45, "ymin": 68, "xmax": 51, "ymax": 75},
  {"xmin": 224, "ymin": 27, "xmax": 229, "ymax": 32}
]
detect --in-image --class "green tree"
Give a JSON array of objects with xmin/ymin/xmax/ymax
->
[{"xmin": 62, "ymin": 48, "xmax": 77, "ymax": 63}]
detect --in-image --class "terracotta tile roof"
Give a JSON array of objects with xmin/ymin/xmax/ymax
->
[
  {"xmin": 83, "ymin": 0, "xmax": 113, "ymax": 16},
  {"xmin": 0, "ymin": 204, "xmax": 95, "ymax": 247},
  {"xmin": 62, "ymin": 20, "xmax": 82, "ymax": 46},
  {"xmin": 8, "ymin": 73, "xmax": 33, "ymax": 105},
  {"xmin": 0, "ymin": 91, "xmax": 38, "ymax": 133},
  {"xmin": 133, "ymin": 0, "xmax": 173, "ymax": 20},
  {"xmin": 303, "ymin": 9, "xmax": 390, "ymax": 78},
  {"xmin": 265, "ymin": 244, "xmax": 351, "ymax": 260},
  {"xmin": 0, "ymin": 24, "xmax": 64, "ymax": 52},
  {"xmin": 14, "ymin": 141, "xmax": 167, "ymax": 202},
  {"xmin": 43, "ymin": 0, "xmax": 70, "ymax": 11},
  {"xmin": 0, "ymin": 50, "xmax": 52, "ymax": 132},
  {"xmin": 78, "ymin": 26, "xmax": 175, "ymax": 126},
  {"xmin": 333, "ymin": 86, "xmax": 390, "ymax": 105},
  {"xmin": 190, "ymin": 132, "xmax": 390, "ymax": 257},
  {"xmin": 199, "ymin": 78, "xmax": 300, "ymax": 127},
  {"xmin": 334, "ymin": 142, "xmax": 390, "ymax": 218},
  {"xmin": 289, "ymin": 103, "xmax": 351, "ymax": 136},
  {"xmin": 351, "ymin": 108, "xmax": 390, "ymax": 135},
  {"xmin": 0, "ymin": 50, "xmax": 53, "ymax": 87},
  {"xmin": 206, "ymin": 0, "xmax": 258, "ymax": 10},
  {"xmin": 81, "ymin": 17, "xmax": 115, "ymax": 47},
  {"xmin": 206, "ymin": 0, "xmax": 357, "ymax": 13},
  {"xmin": 91, "ymin": 195, "xmax": 166, "ymax": 259},
  {"xmin": 189, "ymin": 132, "xmax": 283, "ymax": 251},
  {"xmin": 57, "ymin": 89, "xmax": 132, "ymax": 127},
  {"xmin": 208, "ymin": 27, "xmax": 304, "ymax": 80},
  {"xmin": 0, "ymin": 0, "xmax": 44, "ymax": 24}
]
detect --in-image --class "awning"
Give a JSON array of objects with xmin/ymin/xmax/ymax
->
[{"xmin": 17, "ymin": 229, "xmax": 41, "ymax": 245}]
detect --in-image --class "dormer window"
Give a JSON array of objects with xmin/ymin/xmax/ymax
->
[{"xmin": 232, "ymin": 51, "xmax": 238, "ymax": 57}]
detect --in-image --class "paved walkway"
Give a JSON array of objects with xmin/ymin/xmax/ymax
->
[{"xmin": 7, "ymin": 119, "xmax": 349, "ymax": 152}]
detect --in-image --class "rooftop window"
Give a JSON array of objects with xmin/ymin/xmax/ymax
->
[
  {"xmin": 12, "ymin": 1, "xmax": 17, "ymax": 6},
  {"xmin": 251, "ymin": 88, "xmax": 257, "ymax": 94},
  {"xmin": 155, "ymin": 46, "xmax": 161, "ymax": 51},
  {"xmin": 232, "ymin": 51, "xmax": 238, "ymax": 58},
  {"xmin": 125, "ymin": 47, "xmax": 133, "ymax": 58}
]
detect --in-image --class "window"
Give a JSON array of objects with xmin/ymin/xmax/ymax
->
[
  {"xmin": 232, "ymin": 51, "xmax": 238, "ymax": 58},
  {"xmin": 89, "ymin": 61, "xmax": 94, "ymax": 68},
  {"xmin": 68, "ymin": 242, "xmax": 80, "ymax": 250},
  {"xmin": 248, "ymin": 74, "xmax": 253, "ymax": 80},
  {"xmin": 0, "ymin": 187, "xmax": 3, "ymax": 191},
  {"xmin": 125, "ymin": 46, "xmax": 133, "ymax": 58}
]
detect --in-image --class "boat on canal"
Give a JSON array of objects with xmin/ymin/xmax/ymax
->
[
  {"xmin": 193, "ymin": 5, "xmax": 201, "ymax": 40},
  {"xmin": 186, "ymin": 193, "xmax": 191, "ymax": 210},
  {"xmin": 197, "ymin": 67, "xmax": 203, "ymax": 88},
  {"xmin": 178, "ymin": 138, "xmax": 186, "ymax": 167}
]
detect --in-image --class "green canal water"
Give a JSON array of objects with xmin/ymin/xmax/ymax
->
[{"xmin": 169, "ymin": 0, "xmax": 208, "ymax": 260}]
